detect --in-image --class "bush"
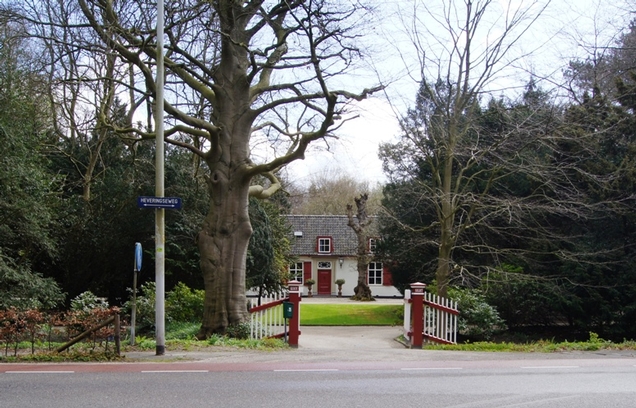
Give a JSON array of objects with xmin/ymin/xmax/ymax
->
[
  {"xmin": 70, "ymin": 291, "xmax": 109, "ymax": 314},
  {"xmin": 165, "ymin": 282, "xmax": 204, "ymax": 323},
  {"xmin": 62, "ymin": 307, "xmax": 122, "ymax": 351},
  {"xmin": 225, "ymin": 323, "xmax": 250, "ymax": 340},
  {"xmin": 481, "ymin": 265, "xmax": 564, "ymax": 328},
  {"xmin": 448, "ymin": 287, "xmax": 507, "ymax": 340},
  {"xmin": 124, "ymin": 282, "xmax": 204, "ymax": 333},
  {"xmin": 123, "ymin": 282, "xmax": 156, "ymax": 332}
]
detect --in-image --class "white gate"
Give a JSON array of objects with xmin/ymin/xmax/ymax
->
[
  {"xmin": 404, "ymin": 289, "xmax": 459, "ymax": 345},
  {"xmin": 248, "ymin": 293, "xmax": 288, "ymax": 340}
]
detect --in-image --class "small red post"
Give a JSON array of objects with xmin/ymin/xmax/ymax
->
[
  {"xmin": 410, "ymin": 282, "xmax": 426, "ymax": 349},
  {"xmin": 287, "ymin": 280, "xmax": 302, "ymax": 348}
]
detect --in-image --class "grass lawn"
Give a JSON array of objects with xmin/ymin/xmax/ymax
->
[{"xmin": 300, "ymin": 303, "xmax": 402, "ymax": 326}]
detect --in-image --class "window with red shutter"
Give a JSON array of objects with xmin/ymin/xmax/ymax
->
[
  {"xmin": 367, "ymin": 262, "xmax": 383, "ymax": 285},
  {"xmin": 289, "ymin": 262, "xmax": 303, "ymax": 283}
]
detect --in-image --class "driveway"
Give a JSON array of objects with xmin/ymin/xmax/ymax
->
[{"xmin": 300, "ymin": 326, "xmax": 405, "ymax": 350}]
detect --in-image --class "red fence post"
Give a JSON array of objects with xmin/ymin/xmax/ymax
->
[
  {"xmin": 287, "ymin": 280, "xmax": 302, "ymax": 348},
  {"xmin": 410, "ymin": 282, "xmax": 426, "ymax": 349}
]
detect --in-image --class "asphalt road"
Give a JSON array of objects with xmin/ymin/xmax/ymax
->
[
  {"xmin": 2, "ymin": 362, "xmax": 636, "ymax": 408},
  {"xmin": 3, "ymin": 323, "xmax": 636, "ymax": 407}
]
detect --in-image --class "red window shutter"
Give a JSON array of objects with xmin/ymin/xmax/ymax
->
[
  {"xmin": 303, "ymin": 261, "xmax": 312, "ymax": 283},
  {"xmin": 382, "ymin": 265, "xmax": 393, "ymax": 286}
]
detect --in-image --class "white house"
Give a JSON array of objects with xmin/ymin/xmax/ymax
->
[{"xmin": 285, "ymin": 215, "xmax": 401, "ymax": 298}]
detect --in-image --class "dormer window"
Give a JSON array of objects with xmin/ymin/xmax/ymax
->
[
  {"xmin": 368, "ymin": 238, "xmax": 377, "ymax": 254},
  {"xmin": 317, "ymin": 237, "xmax": 332, "ymax": 253}
]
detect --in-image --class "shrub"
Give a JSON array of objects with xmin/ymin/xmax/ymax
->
[
  {"xmin": 481, "ymin": 265, "xmax": 564, "ymax": 328},
  {"xmin": 165, "ymin": 282, "xmax": 204, "ymax": 323},
  {"xmin": 123, "ymin": 281, "xmax": 156, "ymax": 332},
  {"xmin": 448, "ymin": 287, "xmax": 507, "ymax": 340},
  {"xmin": 124, "ymin": 282, "xmax": 204, "ymax": 333},
  {"xmin": 63, "ymin": 307, "xmax": 122, "ymax": 351},
  {"xmin": 225, "ymin": 323, "xmax": 250, "ymax": 340},
  {"xmin": 70, "ymin": 291, "xmax": 109, "ymax": 314}
]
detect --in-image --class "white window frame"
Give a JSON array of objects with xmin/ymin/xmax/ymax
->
[
  {"xmin": 368, "ymin": 238, "xmax": 377, "ymax": 254},
  {"xmin": 289, "ymin": 262, "xmax": 303, "ymax": 283},
  {"xmin": 367, "ymin": 262, "xmax": 383, "ymax": 285},
  {"xmin": 318, "ymin": 237, "xmax": 331, "ymax": 253}
]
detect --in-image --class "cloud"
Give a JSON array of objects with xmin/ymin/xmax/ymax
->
[{"xmin": 285, "ymin": 98, "xmax": 400, "ymax": 187}]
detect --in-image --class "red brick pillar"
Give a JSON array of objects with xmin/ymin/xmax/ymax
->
[
  {"xmin": 410, "ymin": 282, "xmax": 427, "ymax": 349},
  {"xmin": 287, "ymin": 280, "xmax": 302, "ymax": 348}
]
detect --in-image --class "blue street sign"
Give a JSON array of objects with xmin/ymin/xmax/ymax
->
[
  {"xmin": 134, "ymin": 242, "xmax": 142, "ymax": 272},
  {"xmin": 137, "ymin": 196, "xmax": 182, "ymax": 209}
]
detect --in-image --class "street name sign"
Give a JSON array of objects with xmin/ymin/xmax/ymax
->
[{"xmin": 137, "ymin": 196, "xmax": 182, "ymax": 210}]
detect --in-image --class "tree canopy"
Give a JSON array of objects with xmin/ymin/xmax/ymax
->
[
  {"xmin": 5, "ymin": 0, "xmax": 382, "ymax": 336},
  {"xmin": 377, "ymin": 6, "xmax": 636, "ymax": 339}
]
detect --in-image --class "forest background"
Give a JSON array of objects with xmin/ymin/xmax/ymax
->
[{"xmin": 1, "ymin": 0, "xmax": 635, "ymax": 340}]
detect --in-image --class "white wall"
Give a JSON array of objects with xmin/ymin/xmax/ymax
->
[
  {"xmin": 248, "ymin": 257, "xmax": 402, "ymax": 298},
  {"xmin": 333, "ymin": 259, "xmax": 401, "ymax": 298}
]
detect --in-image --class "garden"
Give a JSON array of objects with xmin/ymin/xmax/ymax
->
[{"xmin": 3, "ymin": 281, "xmax": 636, "ymax": 363}]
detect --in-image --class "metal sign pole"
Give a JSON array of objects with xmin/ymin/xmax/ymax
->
[
  {"xmin": 155, "ymin": 0, "xmax": 166, "ymax": 356},
  {"xmin": 131, "ymin": 270, "xmax": 138, "ymax": 345},
  {"xmin": 131, "ymin": 242, "xmax": 142, "ymax": 346}
]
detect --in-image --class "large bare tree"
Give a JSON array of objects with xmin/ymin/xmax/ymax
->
[
  {"xmin": 380, "ymin": 0, "xmax": 624, "ymax": 301},
  {"xmin": 9, "ymin": 0, "xmax": 381, "ymax": 336},
  {"xmin": 381, "ymin": 0, "xmax": 554, "ymax": 297}
]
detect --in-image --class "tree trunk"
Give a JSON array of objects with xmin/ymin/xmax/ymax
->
[
  {"xmin": 351, "ymin": 245, "xmax": 373, "ymax": 301},
  {"xmin": 352, "ymin": 255, "xmax": 374, "ymax": 301},
  {"xmin": 196, "ymin": 166, "xmax": 252, "ymax": 338},
  {"xmin": 436, "ymin": 123, "xmax": 456, "ymax": 299},
  {"xmin": 436, "ymin": 239, "xmax": 452, "ymax": 299},
  {"xmin": 437, "ymin": 186, "xmax": 453, "ymax": 298},
  {"xmin": 195, "ymin": 7, "xmax": 254, "ymax": 338},
  {"xmin": 348, "ymin": 194, "xmax": 374, "ymax": 301}
]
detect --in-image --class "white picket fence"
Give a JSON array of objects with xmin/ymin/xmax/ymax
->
[
  {"xmin": 248, "ymin": 293, "xmax": 289, "ymax": 340},
  {"xmin": 404, "ymin": 289, "xmax": 459, "ymax": 345}
]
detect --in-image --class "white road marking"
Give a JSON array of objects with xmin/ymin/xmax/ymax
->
[
  {"xmin": 274, "ymin": 369, "xmax": 339, "ymax": 372},
  {"xmin": 141, "ymin": 370, "xmax": 209, "ymax": 373},
  {"xmin": 521, "ymin": 366, "xmax": 579, "ymax": 369},
  {"xmin": 5, "ymin": 371, "xmax": 75, "ymax": 374},
  {"xmin": 401, "ymin": 367, "xmax": 463, "ymax": 371}
]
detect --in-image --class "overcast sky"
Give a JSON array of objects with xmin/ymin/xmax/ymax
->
[{"xmin": 284, "ymin": 0, "xmax": 632, "ymax": 188}]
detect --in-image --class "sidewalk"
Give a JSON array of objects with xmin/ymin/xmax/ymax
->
[
  {"xmin": 122, "ymin": 324, "xmax": 636, "ymax": 364},
  {"xmin": 122, "ymin": 295, "xmax": 634, "ymax": 364}
]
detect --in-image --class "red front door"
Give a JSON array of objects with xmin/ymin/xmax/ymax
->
[{"xmin": 317, "ymin": 269, "xmax": 332, "ymax": 295}]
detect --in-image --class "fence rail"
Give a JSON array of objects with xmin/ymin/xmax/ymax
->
[
  {"xmin": 423, "ymin": 292, "xmax": 459, "ymax": 345},
  {"xmin": 404, "ymin": 288, "xmax": 459, "ymax": 347},
  {"xmin": 248, "ymin": 293, "xmax": 288, "ymax": 340}
]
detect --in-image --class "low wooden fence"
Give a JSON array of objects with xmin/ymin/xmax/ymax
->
[
  {"xmin": 248, "ymin": 282, "xmax": 301, "ymax": 347},
  {"xmin": 248, "ymin": 293, "xmax": 288, "ymax": 340},
  {"xmin": 404, "ymin": 283, "xmax": 459, "ymax": 348},
  {"xmin": 57, "ymin": 314, "xmax": 121, "ymax": 356}
]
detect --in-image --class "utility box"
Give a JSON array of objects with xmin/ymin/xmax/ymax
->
[{"xmin": 283, "ymin": 301, "xmax": 294, "ymax": 319}]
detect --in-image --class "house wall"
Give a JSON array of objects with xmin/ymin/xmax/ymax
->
[
  {"xmin": 247, "ymin": 255, "xmax": 402, "ymax": 298},
  {"xmin": 298, "ymin": 257, "xmax": 401, "ymax": 298}
]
